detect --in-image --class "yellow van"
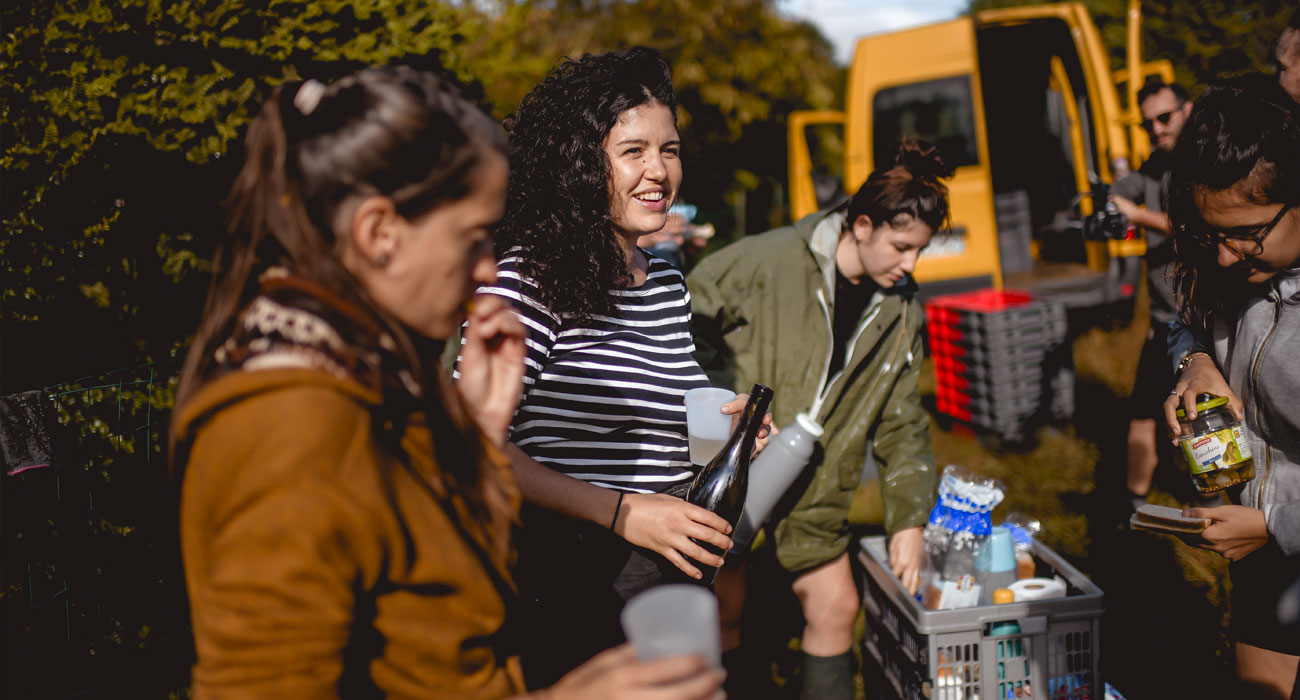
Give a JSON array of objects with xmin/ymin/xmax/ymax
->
[{"xmin": 788, "ymin": 1, "xmax": 1170, "ymax": 306}]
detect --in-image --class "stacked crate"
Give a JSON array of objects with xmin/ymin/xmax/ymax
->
[
  {"xmin": 925, "ymin": 289, "xmax": 1072, "ymax": 442},
  {"xmin": 858, "ymin": 535, "xmax": 1104, "ymax": 700}
]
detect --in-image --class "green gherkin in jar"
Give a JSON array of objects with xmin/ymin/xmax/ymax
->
[{"xmin": 1176, "ymin": 394, "xmax": 1255, "ymax": 493}]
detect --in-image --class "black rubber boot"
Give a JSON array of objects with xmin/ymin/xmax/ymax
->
[{"xmin": 799, "ymin": 650, "xmax": 854, "ymax": 700}]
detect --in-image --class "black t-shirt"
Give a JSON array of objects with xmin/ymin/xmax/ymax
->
[{"xmin": 827, "ymin": 269, "xmax": 879, "ymax": 380}]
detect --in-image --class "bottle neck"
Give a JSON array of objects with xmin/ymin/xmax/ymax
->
[{"xmin": 729, "ymin": 387, "xmax": 773, "ymax": 459}]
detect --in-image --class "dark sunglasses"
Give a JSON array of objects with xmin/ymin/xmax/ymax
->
[
  {"xmin": 1140, "ymin": 102, "xmax": 1186, "ymax": 133},
  {"xmin": 1189, "ymin": 202, "xmax": 1294, "ymax": 259}
]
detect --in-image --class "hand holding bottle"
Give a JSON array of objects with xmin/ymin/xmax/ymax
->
[
  {"xmin": 719, "ymin": 393, "xmax": 774, "ymax": 454},
  {"xmin": 614, "ymin": 493, "xmax": 734, "ymax": 579}
]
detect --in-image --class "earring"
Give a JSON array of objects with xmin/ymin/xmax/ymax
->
[{"xmin": 375, "ymin": 252, "xmax": 391, "ymax": 267}]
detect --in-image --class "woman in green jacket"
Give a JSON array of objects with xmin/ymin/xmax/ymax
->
[{"xmin": 688, "ymin": 140, "xmax": 947, "ymax": 700}]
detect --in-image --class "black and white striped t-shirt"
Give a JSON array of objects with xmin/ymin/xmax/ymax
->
[{"xmin": 479, "ymin": 252, "xmax": 710, "ymax": 494}]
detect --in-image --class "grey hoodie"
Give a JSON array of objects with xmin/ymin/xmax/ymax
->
[{"xmin": 1213, "ymin": 267, "xmax": 1300, "ymax": 556}]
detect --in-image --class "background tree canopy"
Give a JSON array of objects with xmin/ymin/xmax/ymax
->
[
  {"xmin": 1, "ymin": 0, "xmax": 491, "ymax": 393},
  {"xmin": 1, "ymin": 0, "xmax": 839, "ymax": 395},
  {"xmin": 969, "ymin": 0, "xmax": 1297, "ymax": 96}
]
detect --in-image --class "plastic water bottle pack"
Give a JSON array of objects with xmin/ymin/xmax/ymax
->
[{"xmin": 921, "ymin": 465, "xmax": 1006, "ymax": 609}]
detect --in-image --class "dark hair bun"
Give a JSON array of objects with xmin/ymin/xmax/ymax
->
[{"xmin": 894, "ymin": 139, "xmax": 955, "ymax": 181}]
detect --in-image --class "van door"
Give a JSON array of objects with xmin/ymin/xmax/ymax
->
[
  {"xmin": 845, "ymin": 17, "xmax": 1001, "ymax": 292},
  {"xmin": 787, "ymin": 110, "xmax": 846, "ymax": 221},
  {"xmin": 977, "ymin": 3, "xmax": 1130, "ymax": 183},
  {"xmin": 1113, "ymin": 59, "xmax": 1176, "ymax": 169}
]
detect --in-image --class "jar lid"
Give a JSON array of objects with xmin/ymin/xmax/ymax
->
[{"xmin": 1175, "ymin": 395, "xmax": 1229, "ymax": 419}]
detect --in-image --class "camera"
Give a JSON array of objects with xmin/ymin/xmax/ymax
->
[{"xmin": 1080, "ymin": 182, "xmax": 1130, "ymax": 240}]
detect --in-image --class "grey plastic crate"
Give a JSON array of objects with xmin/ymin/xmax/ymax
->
[
  {"xmin": 941, "ymin": 366, "xmax": 1074, "ymax": 404},
  {"xmin": 940, "ymin": 339, "xmax": 1060, "ymax": 366},
  {"xmin": 931, "ymin": 298, "xmax": 1067, "ymax": 335},
  {"xmin": 857, "ymin": 535, "xmax": 1103, "ymax": 700},
  {"xmin": 995, "ymin": 190, "xmax": 1034, "ymax": 277},
  {"xmin": 938, "ymin": 305, "xmax": 1068, "ymax": 339},
  {"xmin": 935, "ymin": 359, "xmax": 1046, "ymax": 385}
]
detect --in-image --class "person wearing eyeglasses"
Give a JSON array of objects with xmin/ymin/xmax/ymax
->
[
  {"xmin": 1160, "ymin": 75, "xmax": 1300, "ymax": 700},
  {"xmin": 1166, "ymin": 10, "xmax": 1300, "ymax": 424},
  {"xmin": 1109, "ymin": 77, "xmax": 1195, "ymax": 510}
]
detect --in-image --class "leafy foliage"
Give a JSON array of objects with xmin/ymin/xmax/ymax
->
[
  {"xmin": 1, "ymin": 0, "xmax": 483, "ymax": 392},
  {"xmin": 969, "ymin": 0, "xmax": 1296, "ymax": 95},
  {"xmin": 2, "ymin": 3, "xmax": 483, "ymax": 696},
  {"xmin": 3, "ymin": 367, "xmax": 184, "ymax": 699},
  {"xmin": 2, "ymin": 0, "xmax": 838, "ymax": 393},
  {"xmin": 461, "ymin": 0, "xmax": 841, "ymax": 232}
]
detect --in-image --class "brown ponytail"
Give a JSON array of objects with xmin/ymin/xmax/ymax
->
[
  {"xmin": 845, "ymin": 139, "xmax": 954, "ymax": 232},
  {"xmin": 174, "ymin": 68, "xmax": 513, "ymax": 560}
]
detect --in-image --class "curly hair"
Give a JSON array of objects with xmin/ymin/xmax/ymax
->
[
  {"xmin": 495, "ymin": 46, "xmax": 677, "ymax": 319},
  {"xmin": 1167, "ymin": 74, "xmax": 1300, "ymax": 334}
]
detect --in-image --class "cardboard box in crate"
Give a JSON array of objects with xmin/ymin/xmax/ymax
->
[{"xmin": 857, "ymin": 536, "xmax": 1103, "ymax": 700}]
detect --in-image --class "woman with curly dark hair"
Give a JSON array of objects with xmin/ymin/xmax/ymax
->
[
  {"xmin": 174, "ymin": 65, "xmax": 723, "ymax": 699},
  {"xmin": 459, "ymin": 46, "xmax": 764, "ymax": 687}
]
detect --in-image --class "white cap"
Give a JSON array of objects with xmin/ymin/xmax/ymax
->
[{"xmin": 795, "ymin": 412, "xmax": 824, "ymax": 438}]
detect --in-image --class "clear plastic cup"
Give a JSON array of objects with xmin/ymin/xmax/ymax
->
[
  {"xmin": 975, "ymin": 526, "xmax": 1018, "ymax": 605},
  {"xmin": 620, "ymin": 584, "xmax": 721, "ymax": 666},
  {"xmin": 684, "ymin": 387, "xmax": 736, "ymax": 466}
]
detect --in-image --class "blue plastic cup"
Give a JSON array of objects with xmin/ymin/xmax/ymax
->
[{"xmin": 976, "ymin": 526, "xmax": 1017, "ymax": 573}]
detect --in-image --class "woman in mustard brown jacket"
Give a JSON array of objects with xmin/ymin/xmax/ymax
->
[{"xmin": 172, "ymin": 67, "xmax": 724, "ymax": 700}]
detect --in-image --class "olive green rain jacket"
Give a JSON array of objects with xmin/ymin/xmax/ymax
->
[{"xmin": 688, "ymin": 209, "xmax": 937, "ymax": 573}]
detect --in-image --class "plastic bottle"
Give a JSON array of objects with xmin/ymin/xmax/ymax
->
[
  {"xmin": 727, "ymin": 412, "xmax": 823, "ymax": 555},
  {"xmin": 975, "ymin": 526, "xmax": 1018, "ymax": 606},
  {"xmin": 988, "ymin": 588, "xmax": 1021, "ymax": 636}
]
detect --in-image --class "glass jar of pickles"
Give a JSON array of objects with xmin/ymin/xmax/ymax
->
[{"xmin": 1175, "ymin": 394, "xmax": 1255, "ymax": 493}]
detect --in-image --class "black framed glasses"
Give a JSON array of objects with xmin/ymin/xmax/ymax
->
[
  {"xmin": 1140, "ymin": 102, "xmax": 1186, "ymax": 133},
  {"xmin": 1190, "ymin": 202, "xmax": 1294, "ymax": 258}
]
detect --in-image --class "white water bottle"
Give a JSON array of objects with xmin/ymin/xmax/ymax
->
[{"xmin": 728, "ymin": 412, "xmax": 823, "ymax": 554}]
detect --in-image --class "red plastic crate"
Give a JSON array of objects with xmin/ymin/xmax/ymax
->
[
  {"xmin": 928, "ymin": 315, "xmax": 1067, "ymax": 350},
  {"xmin": 925, "ymin": 290, "xmax": 1064, "ymax": 338},
  {"xmin": 926, "ymin": 288, "xmax": 1075, "ymax": 440},
  {"xmin": 926, "ymin": 288, "xmax": 1035, "ymax": 314}
]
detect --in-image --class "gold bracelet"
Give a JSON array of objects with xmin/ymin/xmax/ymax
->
[{"xmin": 1177, "ymin": 351, "xmax": 1211, "ymax": 374}]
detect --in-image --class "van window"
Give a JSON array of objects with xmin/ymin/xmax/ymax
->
[{"xmin": 873, "ymin": 76, "xmax": 979, "ymax": 170}]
